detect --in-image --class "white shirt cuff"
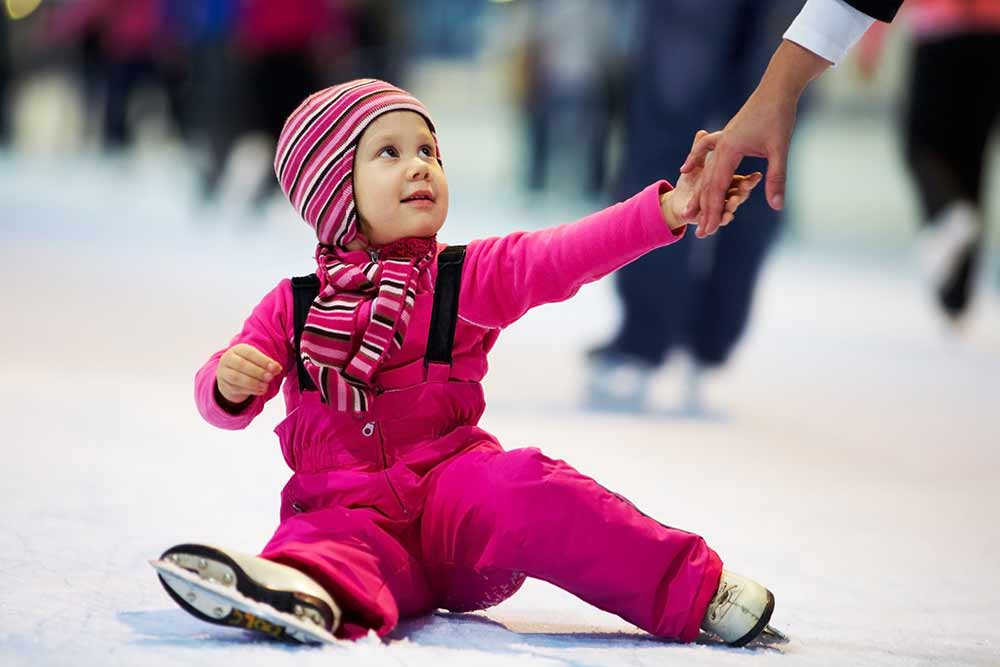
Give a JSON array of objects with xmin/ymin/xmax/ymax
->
[{"xmin": 783, "ymin": 0, "xmax": 876, "ymax": 66}]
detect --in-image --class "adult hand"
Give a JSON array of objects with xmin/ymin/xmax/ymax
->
[
  {"xmin": 216, "ymin": 343, "xmax": 282, "ymax": 406},
  {"xmin": 680, "ymin": 92, "xmax": 795, "ymax": 238},
  {"xmin": 662, "ymin": 131, "xmax": 762, "ymax": 231},
  {"xmin": 680, "ymin": 40, "xmax": 831, "ymax": 238}
]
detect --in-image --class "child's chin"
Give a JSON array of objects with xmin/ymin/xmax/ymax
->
[{"xmin": 412, "ymin": 221, "xmax": 445, "ymax": 237}]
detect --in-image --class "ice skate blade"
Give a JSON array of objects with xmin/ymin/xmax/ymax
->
[
  {"xmin": 157, "ymin": 544, "xmax": 339, "ymax": 633},
  {"xmin": 760, "ymin": 624, "xmax": 789, "ymax": 643},
  {"xmin": 150, "ymin": 559, "xmax": 338, "ymax": 645}
]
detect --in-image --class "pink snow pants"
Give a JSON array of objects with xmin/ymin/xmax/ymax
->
[{"xmin": 258, "ymin": 383, "xmax": 722, "ymax": 642}]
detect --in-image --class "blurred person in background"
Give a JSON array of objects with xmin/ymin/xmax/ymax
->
[
  {"xmin": 0, "ymin": 13, "xmax": 9, "ymax": 147},
  {"xmin": 405, "ymin": 0, "xmax": 483, "ymax": 58},
  {"xmin": 197, "ymin": 0, "xmax": 357, "ymax": 212},
  {"xmin": 517, "ymin": 0, "xmax": 630, "ymax": 196},
  {"xmin": 858, "ymin": 0, "xmax": 1000, "ymax": 324},
  {"xmin": 45, "ymin": 0, "xmax": 188, "ymax": 150},
  {"xmin": 587, "ymin": 0, "xmax": 803, "ymax": 413},
  {"xmin": 350, "ymin": 0, "xmax": 405, "ymax": 86},
  {"xmin": 169, "ymin": 0, "xmax": 239, "ymax": 201}
]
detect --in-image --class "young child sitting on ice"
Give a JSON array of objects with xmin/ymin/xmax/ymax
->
[{"xmin": 152, "ymin": 79, "xmax": 774, "ymax": 647}]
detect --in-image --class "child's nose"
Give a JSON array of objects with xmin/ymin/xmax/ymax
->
[{"xmin": 407, "ymin": 157, "xmax": 429, "ymax": 180}]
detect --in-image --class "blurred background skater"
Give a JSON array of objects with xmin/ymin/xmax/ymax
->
[
  {"xmin": 191, "ymin": 0, "xmax": 410, "ymax": 218},
  {"xmin": 194, "ymin": 0, "xmax": 348, "ymax": 215},
  {"xmin": 859, "ymin": 0, "xmax": 1000, "ymax": 325},
  {"xmin": 170, "ymin": 0, "xmax": 239, "ymax": 204},
  {"xmin": 586, "ymin": 0, "xmax": 804, "ymax": 415},
  {"xmin": 349, "ymin": 0, "xmax": 406, "ymax": 87},
  {"xmin": 45, "ymin": 0, "xmax": 188, "ymax": 152},
  {"xmin": 0, "ymin": 11, "xmax": 9, "ymax": 148},
  {"xmin": 515, "ymin": 0, "xmax": 631, "ymax": 198}
]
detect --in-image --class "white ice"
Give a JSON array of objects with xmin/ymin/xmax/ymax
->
[{"xmin": 2, "ymin": 86, "xmax": 999, "ymax": 667}]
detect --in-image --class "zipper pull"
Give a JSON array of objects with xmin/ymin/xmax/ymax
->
[
  {"xmin": 362, "ymin": 421, "xmax": 375, "ymax": 437},
  {"xmin": 368, "ymin": 248, "xmax": 379, "ymax": 262}
]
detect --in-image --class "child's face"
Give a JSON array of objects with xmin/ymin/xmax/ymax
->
[{"xmin": 353, "ymin": 110, "xmax": 449, "ymax": 245}]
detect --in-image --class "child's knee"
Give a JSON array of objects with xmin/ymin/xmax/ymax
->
[
  {"xmin": 432, "ymin": 562, "xmax": 527, "ymax": 613},
  {"xmin": 492, "ymin": 447, "xmax": 553, "ymax": 486},
  {"xmin": 488, "ymin": 448, "xmax": 590, "ymax": 520}
]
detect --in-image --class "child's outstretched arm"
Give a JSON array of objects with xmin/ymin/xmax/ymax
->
[
  {"xmin": 194, "ymin": 281, "xmax": 295, "ymax": 430},
  {"xmin": 458, "ymin": 133, "xmax": 761, "ymax": 330}
]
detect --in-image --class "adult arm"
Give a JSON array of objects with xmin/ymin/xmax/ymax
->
[{"xmin": 682, "ymin": 0, "xmax": 902, "ymax": 237}]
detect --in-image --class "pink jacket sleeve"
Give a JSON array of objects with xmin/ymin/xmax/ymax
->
[
  {"xmin": 194, "ymin": 280, "xmax": 297, "ymax": 430},
  {"xmin": 459, "ymin": 181, "xmax": 683, "ymax": 329}
]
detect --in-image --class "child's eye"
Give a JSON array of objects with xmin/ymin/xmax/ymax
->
[
  {"xmin": 419, "ymin": 145, "xmax": 434, "ymax": 158},
  {"xmin": 378, "ymin": 146, "xmax": 399, "ymax": 158}
]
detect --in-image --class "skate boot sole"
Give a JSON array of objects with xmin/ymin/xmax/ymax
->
[
  {"xmin": 729, "ymin": 590, "xmax": 775, "ymax": 648},
  {"xmin": 150, "ymin": 544, "xmax": 338, "ymax": 645}
]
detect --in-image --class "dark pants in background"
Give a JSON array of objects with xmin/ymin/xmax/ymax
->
[
  {"xmin": 606, "ymin": 0, "xmax": 801, "ymax": 368},
  {"xmin": 0, "ymin": 17, "xmax": 9, "ymax": 146},
  {"xmin": 103, "ymin": 57, "xmax": 189, "ymax": 149},
  {"xmin": 201, "ymin": 48, "xmax": 320, "ymax": 206},
  {"xmin": 904, "ymin": 33, "xmax": 1000, "ymax": 315}
]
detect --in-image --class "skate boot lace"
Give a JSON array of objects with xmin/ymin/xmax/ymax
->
[{"xmin": 709, "ymin": 579, "xmax": 741, "ymax": 621}]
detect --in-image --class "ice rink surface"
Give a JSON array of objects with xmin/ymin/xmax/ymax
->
[{"xmin": 1, "ymin": 147, "xmax": 998, "ymax": 667}]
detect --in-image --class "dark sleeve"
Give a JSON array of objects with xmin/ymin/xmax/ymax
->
[{"xmin": 842, "ymin": 0, "xmax": 903, "ymax": 23}]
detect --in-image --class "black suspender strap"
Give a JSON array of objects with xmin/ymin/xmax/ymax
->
[
  {"xmin": 290, "ymin": 274, "xmax": 320, "ymax": 392},
  {"xmin": 425, "ymin": 244, "xmax": 467, "ymax": 369},
  {"xmin": 290, "ymin": 244, "xmax": 467, "ymax": 392}
]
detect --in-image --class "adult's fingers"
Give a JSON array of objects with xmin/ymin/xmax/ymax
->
[
  {"xmin": 679, "ymin": 130, "xmax": 720, "ymax": 174},
  {"xmin": 681, "ymin": 130, "xmax": 720, "ymax": 219},
  {"xmin": 694, "ymin": 144, "xmax": 743, "ymax": 238},
  {"xmin": 764, "ymin": 146, "xmax": 789, "ymax": 211}
]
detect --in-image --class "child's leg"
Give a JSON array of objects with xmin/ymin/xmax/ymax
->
[
  {"xmin": 261, "ymin": 505, "xmax": 433, "ymax": 640},
  {"xmin": 420, "ymin": 446, "xmax": 722, "ymax": 642}
]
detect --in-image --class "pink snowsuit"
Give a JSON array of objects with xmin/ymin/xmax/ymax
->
[{"xmin": 195, "ymin": 182, "xmax": 723, "ymax": 641}]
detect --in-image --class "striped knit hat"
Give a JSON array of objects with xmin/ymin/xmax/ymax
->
[
  {"xmin": 274, "ymin": 78, "xmax": 439, "ymax": 248},
  {"xmin": 274, "ymin": 79, "xmax": 442, "ymax": 412}
]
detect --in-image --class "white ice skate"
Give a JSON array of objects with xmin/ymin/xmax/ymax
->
[
  {"xmin": 583, "ymin": 349, "xmax": 654, "ymax": 412},
  {"xmin": 700, "ymin": 569, "xmax": 785, "ymax": 647},
  {"xmin": 916, "ymin": 200, "xmax": 979, "ymax": 293},
  {"xmin": 150, "ymin": 543, "xmax": 341, "ymax": 645}
]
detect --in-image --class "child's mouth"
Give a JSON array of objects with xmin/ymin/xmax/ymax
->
[{"xmin": 401, "ymin": 190, "xmax": 435, "ymax": 205}]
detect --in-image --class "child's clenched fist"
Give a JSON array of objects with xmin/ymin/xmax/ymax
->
[{"xmin": 215, "ymin": 343, "xmax": 283, "ymax": 408}]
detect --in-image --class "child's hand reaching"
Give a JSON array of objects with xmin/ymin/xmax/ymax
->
[
  {"xmin": 661, "ymin": 130, "xmax": 762, "ymax": 231},
  {"xmin": 216, "ymin": 344, "xmax": 283, "ymax": 407}
]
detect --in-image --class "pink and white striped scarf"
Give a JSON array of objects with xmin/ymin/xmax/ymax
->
[
  {"xmin": 302, "ymin": 237, "xmax": 436, "ymax": 411},
  {"xmin": 274, "ymin": 79, "xmax": 441, "ymax": 411}
]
